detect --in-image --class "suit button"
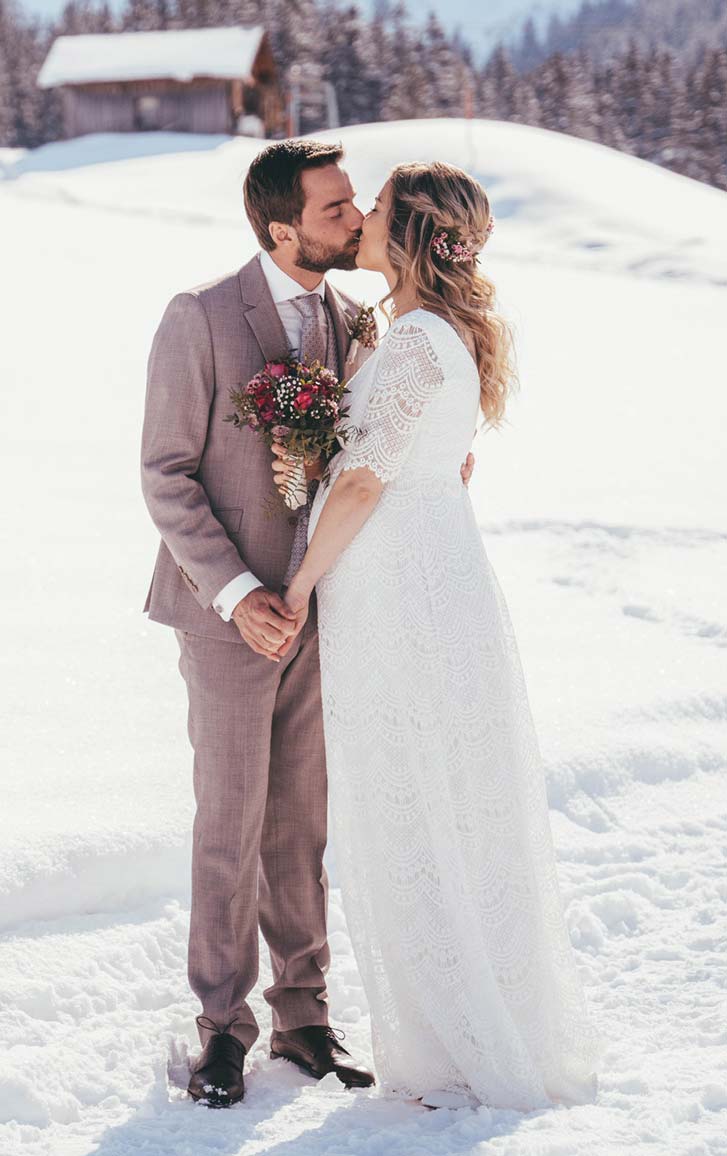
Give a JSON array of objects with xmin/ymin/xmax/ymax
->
[{"xmin": 288, "ymin": 516, "xmax": 297, "ymax": 526}]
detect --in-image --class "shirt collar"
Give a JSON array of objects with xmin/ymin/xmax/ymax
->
[{"xmin": 259, "ymin": 249, "xmax": 326, "ymax": 304}]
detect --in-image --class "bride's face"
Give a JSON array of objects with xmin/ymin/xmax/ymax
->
[{"xmin": 356, "ymin": 180, "xmax": 395, "ymax": 278}]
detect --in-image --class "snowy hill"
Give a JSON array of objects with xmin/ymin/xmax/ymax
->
[{"xmin": 1, "ymin": 121, "xmax": 726, "ymax": 1156}]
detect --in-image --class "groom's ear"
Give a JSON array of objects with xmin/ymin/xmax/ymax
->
[{"xmin": 268, "ymin": 221, "xmax": 298, "ymax": 249}]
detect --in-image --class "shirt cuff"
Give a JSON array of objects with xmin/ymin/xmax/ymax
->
[{"xmin": 212, "ymin": 572, "xmax": 264, "ymax": 621}]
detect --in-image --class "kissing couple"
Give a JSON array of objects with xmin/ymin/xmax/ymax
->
[{"xmin": 141, "ymin": 139, "xmax": 602, "ymax": 1111}]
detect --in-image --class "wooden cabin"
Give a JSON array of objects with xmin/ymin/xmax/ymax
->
[{"xmin": 37, "ymin": 26, "xmax": 284, "ymax": 139}]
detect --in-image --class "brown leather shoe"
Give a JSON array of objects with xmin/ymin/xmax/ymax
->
[
  {"xmin": 270, "ymin": 1025, "xmax": 375, "ymax": 1088},
  {"xmin": 188, "ymin": 1017, "xmax": 246, "ymax": 1107}
]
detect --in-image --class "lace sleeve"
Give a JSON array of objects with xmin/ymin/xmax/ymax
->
[{"xmin": 341, "ymin": 320, "xmax": 445, "ymax": 484}]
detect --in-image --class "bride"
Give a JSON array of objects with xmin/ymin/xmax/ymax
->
[{"xmin": 279, "ymin": 161, "xmax": 603, "ymax": 1110}]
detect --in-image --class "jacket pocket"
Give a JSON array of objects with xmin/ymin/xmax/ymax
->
[{"xmin": 211, "ymin": 506, "xmax": 244, "ymax": 534}]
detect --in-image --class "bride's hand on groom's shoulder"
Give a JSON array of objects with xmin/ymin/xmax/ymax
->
[{"xmin": 461, "ymin": 452, "xmax": 475, "ymax": 488}]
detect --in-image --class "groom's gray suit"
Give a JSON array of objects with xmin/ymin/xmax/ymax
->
[{"xmin": 141, "ymin": 253, "xmax": 362, "ymax": 1053}]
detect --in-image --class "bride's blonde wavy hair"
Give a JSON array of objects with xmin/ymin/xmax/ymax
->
[{"xmin": 382, "ymin": 161, "xmax": 518, "ymax": 426}]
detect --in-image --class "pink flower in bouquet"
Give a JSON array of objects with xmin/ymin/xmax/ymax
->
[
  {"xmin": 267, "ymin": 362, "xmax": 288, "ymax": 378},
  {"xmin": 272, "ymin": 425, "xmax": 291, "ymax": 438}
]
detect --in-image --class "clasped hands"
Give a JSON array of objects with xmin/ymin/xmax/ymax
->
[
  {"xmin": 230, "ymin": 583, "xmax": 308, "ymax": 662},
  {"xmin": 230, "ymin": 444, "xmax": 319, "ymax": 661},
  {"xmin": 232, "ymin": 447, "xmax": 476, "ymax": 661}
]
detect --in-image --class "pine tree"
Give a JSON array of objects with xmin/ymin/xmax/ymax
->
[
  {"xmin": 8, "ymin": 17, "xmax": 51, "ymax": 149},
  {"xmin": 420, "ymin": 12, "xmax": 471, "ymax": 119},
  {"xmin": 514, "ymin": 17, "xmax": 542, "ymax": 72},
  {"xmin": 267, "ymin": 0, "xmax": 320, "ymax": 72},
  {"xmin": 617, "ymin": 39, "xmax": 646, "ymax": 152},
  {"xmin": 357, "ymin": 1, "xmax": 390, "ymax": 122},
  {"xmin": 267, "ymin": 0, "xmax": 323, "ymax": 132},
  {"xmin": 320, "ymin": 3, "xmax": 379, "ymax": 126},
  {"xmin": 508, "ymin": 74, "xmax": 541, "ymax": 127},
  {"xmin": 693, "ymin": 47, "xmax": 727, "ymax": 189},
  {"xmin": 96, "ymin": 2, "xmax": 115, "ymax": 31},
  {"xmin": 533, "ymin": 51, "xmax": 574, "ymax": 134},
  {"xmin": 639, "ymin": 48, "xmax": 673, "ymax": 164},
  {"xmin": 57, "ymin": 1, "xmax": 84, "ymax": 34},
  {"xmin": 570, "ymin": 48, "xmax": 599, "ymax": 140},
  {"xmin": 0, "ymin": 36, "xmax": 14, "ymax": 147},
  {"xmin": 122, "ymin": 0, "xmax": 163, "ymax": 31},
  {"xmin": 379, "ymin": 4, "xmax": 427, "ymax": 122},
  {"xmin": 225, "ymin": 0, "xmax": 264, "ymax": 25},
  {"xmin": 479, "ymin": 45, "xmax": 517, "ymax": 121},
  {"xmin": 592, "ymin": 62, "xmax": 628, "ymax": 152}
]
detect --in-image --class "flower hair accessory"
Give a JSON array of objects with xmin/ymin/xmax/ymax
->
[
  {"xmin": 431, "ymin": 214, "xmax": 495, "ymax": 264},
  {"xmin": 431, "ymin": 229, "xmax": 473, "ymax": 264}
]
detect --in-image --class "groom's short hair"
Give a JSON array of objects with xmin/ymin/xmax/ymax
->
[{"xmin": 244, "ymin": 139, "xmax": 344, "ymax": 251}]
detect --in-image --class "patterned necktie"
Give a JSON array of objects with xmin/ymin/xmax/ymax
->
[
  {"xmin": 283, "ymin": 293, "xmax": 338, "ymax": 588},
  {"xmin": 293, "ymin": 292, "xmax": 328, "ymax": 365}
]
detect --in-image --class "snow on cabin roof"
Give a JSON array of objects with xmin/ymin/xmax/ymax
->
[{"xmin": 37, "ymin": 25, "xmax": 266, "ymax": 89}]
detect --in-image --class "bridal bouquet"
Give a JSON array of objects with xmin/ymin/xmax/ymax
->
[{"xmin": 225, "ymin": 358, "xmax": 355, "ymax": 509}]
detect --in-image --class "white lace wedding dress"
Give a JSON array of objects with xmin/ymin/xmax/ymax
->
[{"xmin": 308, "ymin": 309, "xmax": 602, "ymax": 1110}]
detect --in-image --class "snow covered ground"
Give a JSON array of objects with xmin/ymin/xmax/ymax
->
[{"xmin": 1, "ymin": 119, "xmax": 726, "ymax": 1156}]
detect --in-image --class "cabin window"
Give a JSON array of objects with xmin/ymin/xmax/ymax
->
[{"xmin": 134, "ymin": 95, "xmax": 162, "ymax": 130}]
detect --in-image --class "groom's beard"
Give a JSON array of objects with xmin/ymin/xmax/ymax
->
[{"xmin": 295, "ymin": 230, "xmax": 360, "ymax": 274}]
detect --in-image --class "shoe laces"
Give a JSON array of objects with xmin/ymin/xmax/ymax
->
[
  {"xmin": 315, "ymin": 1025, "xmax": 348, "ymax": 1052},
  {"xmin": 196, "ymin": 1015, "xmax": 245, "ymax": 1064},
  {"xmin": 323, "ymin": 1026, "xmax": 346, "ymax": 1044}
]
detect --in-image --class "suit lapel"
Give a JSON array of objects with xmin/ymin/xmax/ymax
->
[
  {"xmin": 238, "ymin": 254, "xmax": 291, "ymax": 363},
  {"xmin": 325, "ymin": 282, "xmax": 353, "ymax": 375},
  {"xmin": 238, "ymin": 254, "xmax": 354, "ymax": 372}
]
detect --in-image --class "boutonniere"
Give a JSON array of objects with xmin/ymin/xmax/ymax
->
[{"xmin": 348, "ymin": 304, "xmax": 377, "ymax": 350}]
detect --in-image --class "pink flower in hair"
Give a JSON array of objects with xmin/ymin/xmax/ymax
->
[
  {"xmin": 431, "ymin": 229, "xmax": 473, "ymax": 264},
  {"xmin": 431, "ymin": 213, "xmax": 496, "ymax": 264}
]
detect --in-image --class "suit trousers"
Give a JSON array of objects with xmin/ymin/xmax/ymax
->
[{"xmin": 174, "ymin": 595, "xmax": 330, "ymax": 1053}]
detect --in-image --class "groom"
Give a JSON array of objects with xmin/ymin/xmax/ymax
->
[{"xmin": 141, "ymin": 139, "xmax": 378, "ymax": 1105}]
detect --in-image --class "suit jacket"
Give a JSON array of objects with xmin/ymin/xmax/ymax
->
[{"xmin": 140, "ymin": 253, "xmax": 367, "ymax": 644}]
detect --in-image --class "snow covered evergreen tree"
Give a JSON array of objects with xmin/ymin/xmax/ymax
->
[
  {"xmin": 479, "ymin": 45, "xmax": 518, "ymax": 122},
  {"xmin": 0, "ymin": 5, "xmax": 14, "ymax": 146},
  {"xmin": 122, "ymin": 0, "xmax": 163, "ymax": 31},
  {"xmin": 320, "ymin": 3, "xmax": 380, "ymax": 126},
  {"xmin": 419, "ymin": 13, "xmax": 470, "ymax": 119},
  {"xmin": 378, "ymin": 3, "xmax": 427, "ymax": 122},
  {"xmin": 692, "ymin": 47, "xmax": 727, "ymax": 189}
]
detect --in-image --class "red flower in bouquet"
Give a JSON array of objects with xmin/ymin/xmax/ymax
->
[
  {"xmin": 224, "ymin": 358, "xmax": 358, "ymax": 509},
  {"xmin": 294, "ymin": 390, "xmax": 315, "ymax": 413}
]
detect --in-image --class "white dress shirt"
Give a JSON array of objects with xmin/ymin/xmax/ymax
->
[{"xmin": 212, "ymin": 251, "xmax": 327, "ymax": 621}]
